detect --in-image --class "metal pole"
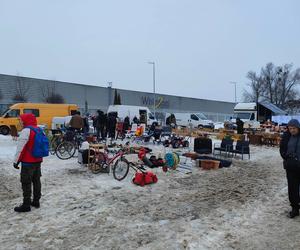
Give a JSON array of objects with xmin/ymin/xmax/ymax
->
[
  {"xmin": 230, "ymin": 81, "xmax": 237, "ymax": 103},
  {"xmin": 153, "ymin": 62, "xmax": 156, "ymax": 117},
  {"xmin": 148, "ymin": 62, "xmax": 156, "ymax": 117}
]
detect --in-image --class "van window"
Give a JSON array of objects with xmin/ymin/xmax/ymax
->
[
  {"xmin": 149, "ymin": 113, "xmax": 155, "ymax": 120},
  {"xmin": 191, "ymin": 114, "xmax": 199, "ymax": 121},
  {"xmin": 5, "ymin": 109, "xmax": 20, "ymax": 118},
  {"xmin": 24, "ymin": 109, "xmax": 40, "ymax": 117}
]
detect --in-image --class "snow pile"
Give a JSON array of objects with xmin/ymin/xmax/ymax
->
[{"xmin": 0, "ymin": 135, "xmax": 300, "ymax": 249}]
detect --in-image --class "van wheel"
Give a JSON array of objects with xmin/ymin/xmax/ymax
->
[
  {"xmin": 198, "ymin": 125, "xmax": 204, "ymax": 129},
  {"xmin": 0, "ymin": 126, "xmax": 10, "ymax": 135}
]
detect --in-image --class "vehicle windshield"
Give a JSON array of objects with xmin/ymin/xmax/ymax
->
[
  {"xmin": 149, "ymin": 113, "xmax": 155, "ymax": 120},
  {"xmin": 196, "ymin": 113, "xmax": 208, "ymax": 120},
  {"xmin": 1, "ymin": 109, "xmax": 9, "ymax": 117},
  {"xmin": 235, "ymin": 113, "xmax": 251, "ymax": 120}
]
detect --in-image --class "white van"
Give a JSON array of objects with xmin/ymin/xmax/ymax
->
[
  {"xmin": 170, "ymin": 112, "xmax": 214, "ymax": 129},
  {"xmin": 107, "ymin": 105, "xmax": 157, "ymax": 126}
]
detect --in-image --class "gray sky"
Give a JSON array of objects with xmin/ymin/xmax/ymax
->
[{"xmin": 1, "ymin": 0, "xmax": 300, "ymax": 102}]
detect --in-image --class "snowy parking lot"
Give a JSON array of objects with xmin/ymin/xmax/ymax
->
[{"xmin": 1, "ymin": 135, "xmax": 300, "ymax": 250}]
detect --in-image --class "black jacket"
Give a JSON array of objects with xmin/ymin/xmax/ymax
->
[{"xmin": 280, "ymin": 131, "xmax": 291, "ymax": 161}]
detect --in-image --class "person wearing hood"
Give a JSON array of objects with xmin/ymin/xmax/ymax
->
[
  {"xmin": 236, "ymin": 118, "xmax": 244, "ymax": 135},
  {"xmin": 13, "ymin": 114, "xmax": 43, "ymax": 212},
  {"xmin": 280, "ymin": 119, "xmax": 300, "ymax": 218}
]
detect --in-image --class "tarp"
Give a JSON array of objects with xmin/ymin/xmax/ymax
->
[
  {"xmin": 259, "ymin": 102, "xmax": 287, "ymax": 115},
  {"xmin": 272, "ymin": 115, "xmax": 300, "ymax": 125}
]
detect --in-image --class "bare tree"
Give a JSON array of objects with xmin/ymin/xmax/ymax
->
[
  {"xmin": 40, "ymin": 81, "xmax": 65, "ymax": 104},
  {"xmin": 243, "ymin": 71, "xmax": 264, "ymax": 103},
  {"xmin": 244, "ymin": 63, "xmax": 300, "ymax": 108},
  {"xmin": 13, "ymin": 75, "xmax": 30, "ymax": 102}
]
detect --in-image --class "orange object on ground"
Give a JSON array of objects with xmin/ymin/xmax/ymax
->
[{"xmin": 200, "ymin": 160, "xmax": 220, "ymax": 170}]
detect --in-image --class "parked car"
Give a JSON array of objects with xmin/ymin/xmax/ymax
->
[{"xmin": 170, "ymin": 112, "xmax": 214, "ymax": 129}]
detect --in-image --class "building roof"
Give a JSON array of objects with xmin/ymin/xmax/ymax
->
[{"xmin": 259, "ymin": 101, "xmax": 287, "ymax": 115}]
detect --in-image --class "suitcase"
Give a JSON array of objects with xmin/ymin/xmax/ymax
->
[{"xmin": 194, "ymin": 137, "xmax": 212, "ymax": 154}]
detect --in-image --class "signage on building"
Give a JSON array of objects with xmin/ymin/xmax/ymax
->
[{"xmin": 141, "ymin": 96, "xmax": 170, "ymax": 109}]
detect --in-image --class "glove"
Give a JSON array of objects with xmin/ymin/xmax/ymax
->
[{"xmin": 13, "ymin": 162, "xmax": 20, "ymax": 169}]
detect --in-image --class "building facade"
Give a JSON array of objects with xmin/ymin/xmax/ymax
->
[{"xmin": 0, "ymin": 74, "xmax": 235, "ymax": 122}]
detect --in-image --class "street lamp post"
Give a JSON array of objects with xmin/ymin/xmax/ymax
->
[
  {"xmin": 148, "ymin": 62, "xmax": 156, "ymax": 117},
  {"xmin": 230, "ymin": 81, "xmax": 237, "ymax": 103}
]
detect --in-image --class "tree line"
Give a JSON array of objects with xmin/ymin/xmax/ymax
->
[
  {"xmin": 0, "ymin": 76, "xmax": 65, "ymax": 104},
  {"xmin": 244, "ymin": 62, "xmax": 300, "ymax": 113}
]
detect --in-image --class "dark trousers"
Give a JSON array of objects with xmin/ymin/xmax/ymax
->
[
  {"xmin": 96, "ymin": 126, "xmax": 105, "ymax": 140},
  {"xmin": 20, "ymin": 163, "xmax": 42, "ymax": 206},
  {"xmin": 109, "ymin": 127, "xmax": 116, "ymax": 139},
  {"xmin": 286, "ymin": 169, "xmax": 300, "ymax": 209}
]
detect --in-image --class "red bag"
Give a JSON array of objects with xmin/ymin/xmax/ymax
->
[
  {"xmin": 133, "ymin": 171, "xmax": 158, "ymax": 186},
  {"xmin": 133, "ymin": 172, "xmax": 145, "ymax": 186}
]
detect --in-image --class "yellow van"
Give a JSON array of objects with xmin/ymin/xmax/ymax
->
[{"xmin": 0, "ymin": 103, "xmax": 78, "ymax": 135}]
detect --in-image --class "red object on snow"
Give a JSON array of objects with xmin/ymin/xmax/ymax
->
[{"xmin": 133, "ymin": 171, "xmax": 158, "ymax": 186}]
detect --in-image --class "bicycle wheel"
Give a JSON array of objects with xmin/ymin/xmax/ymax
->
[
  {"xmin": 50, "ymin": 136, "xmax": 62, "ymax": 155},
  {"xmin": 112, "ymin": 158, "xmax": 130, "ymax": 181},
  {"xmin": 55, "ymin": 141, "xmax": 76, "ymax": 160},
  {"xmin": 91, "ymin": 152, "xmax": 109, "ymax": 174}
]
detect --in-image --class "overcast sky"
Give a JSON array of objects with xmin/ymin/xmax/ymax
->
[{"xmin": 1, "ymin": 0, "xmax": 300, "ymax": 102}]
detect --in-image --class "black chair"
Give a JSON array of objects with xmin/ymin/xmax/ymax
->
[
  {"xmin": 194, "ymin": 137, "xmax": 212, "ymax": 154},
  {"xmin": 213, "ymin": 139, "xmax": 234, "ymax": 157},
  {"xmin": 231, "ymin": 140, "xmax": 250, "ymax": 160}
]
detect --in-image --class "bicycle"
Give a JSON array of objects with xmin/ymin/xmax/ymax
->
[
  {"xmin": 112, "ymin": 147, "xmax": 153, "ymax": 181},
  {"xmin": 49, "ymin": 131, "xmax": 64, "ymax": 155},
  {"xmin": 55, "ymin": 130, "xmax": 85, "ymax": 160},
  {"xmin": 90, "ymin": 147, "xmax": 129, "ymax": 175}
]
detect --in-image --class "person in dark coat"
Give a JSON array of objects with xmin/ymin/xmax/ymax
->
[
  {"xmin": 95, "ymin": 110, "xmax": 106, "ymax": 140},
  {"xmin": 236, "ymin": 118, "xmax": 244, "ymax": 134},
  {"xmin": 107, "ymin": 113, "xmax": 117, "ymax": 139},
  {"xmin": 83, "ymin": 115, "xmax": 90, "ymax": 136},
  {"xmin": 133, "ymin": 116, "xmax": 139, "ymax": 125},
  {"xmin": 280, "ymin": 119, "xmax": 300, "ymax": 218},
  {"xmin": 123, "ymin": 116, "xmax": 130, "ymax": 132}
]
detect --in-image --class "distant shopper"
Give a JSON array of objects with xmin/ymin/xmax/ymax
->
[
  {"xmin": 107, "ymin": 113, "xmax": 117, "ymax": 139},
  {"xmin": 280, "ymin": 119, "xmax": 300, "ymax": 218},
  {"xmin": 140, "ymin": 113, "xmax": 147, "ymax": 124},
  {"xmin": 236, "ymin": 118, "xmax": 244, "ymax": 134},
  {"xmin": 123, "ymin": 116, "xmax": 130, "ymax": 132},
  {"xmin": 166, "ymin": 114, "xmax": 176, "ymax": 128},
  {"xmin": 95, "ymin": 110, "xmax": 106, "ymax": 140},
  {"xmin": 83, "ymin": 115, "xmax": 90, "ymax": 135},
  {"xmin": 13, "ymin": 114, "xmax": 44, "ymax": 212},
  {"xmin": 69, "ymin": 111, "xmax": 84, "ymax": 132},
  {"xmin": 133, "ymin": 116, "xmax": 139, "ymax": 124}
]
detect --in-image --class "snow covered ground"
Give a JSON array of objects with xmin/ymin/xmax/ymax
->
[{"xmin": 1, "ymin": 135, "xmax": 300, "ymax": 249}]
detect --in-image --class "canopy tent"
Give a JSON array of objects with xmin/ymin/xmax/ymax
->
[{"xmin": 259, "ymin": 102, "xmax": 287, "ymax": 116}]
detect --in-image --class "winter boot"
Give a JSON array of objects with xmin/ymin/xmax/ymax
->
[
  {"xmin": 31, "ymin": 200, "xmax": 40, "ymax": 208},
  {"xmin": 14, "ymin": 204, "xmax": 31, "ymax": 213},
  {"xmin": 288, "ymin": 208, "xmax": 299, "ymax": 218}
]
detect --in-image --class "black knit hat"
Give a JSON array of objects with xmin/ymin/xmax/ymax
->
[{"xmin": 288, "ymin": 119, "xmax": 300, "ymax": 128}]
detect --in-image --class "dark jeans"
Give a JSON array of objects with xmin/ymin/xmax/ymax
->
[
  {"xmin": 20, "ymin": 163, "xmax": 42, "ymax": 206},
  {"xmin": 286, "ymin": 168, "xmax": 300, "ymax": 209},
  {"xmin": 96, "ymin": 126, "xmax": 105, "ymax": 140}
]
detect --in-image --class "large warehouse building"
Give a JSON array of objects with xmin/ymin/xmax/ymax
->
[{"xmin": 0, "ymin": 74, "xmax": 235, "ymax": 122}]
